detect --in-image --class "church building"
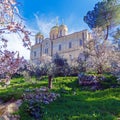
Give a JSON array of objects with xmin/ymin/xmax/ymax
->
[{"xmin": 30, "ymin": 23, "xmax": 92, "ymax": 65}]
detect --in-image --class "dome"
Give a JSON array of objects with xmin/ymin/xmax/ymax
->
[
  {"xmin": 50, "ymin": 25, "xmax": 59, "ymax": 40},
  {"xmin": 59, "ymin": 24, "xmax": 68, "ymax": 31},
  {"xmin": 36, "ymin": 32, "xmax": 44, "ymax": 39},
  {"xmin": 58, "ymin": 24, "xmax": 68, "ymax": 37},
  {"xmin": 51, "ymin": 25, "xmax": 59, "ymax": 31},
  {"xmin": 36, "ymin": 32, "xmax": 43, "ymax": 37}
]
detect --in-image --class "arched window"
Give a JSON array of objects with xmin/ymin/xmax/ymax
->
[
  {"xmin": 35, "ymin": 37, "xmax": 40, "ymax": 44},
  {"xmin": 69, "ymin": 42, "xmax": 72, "ymax": 48},
  {"xmin": 45, "ymin": 48, "xmax": 48, "ymax": 54},
  {"xmin": 60, "ymin": 30, "xmax": 62, "ymax": 37},
  {"xmin": 34, "ymin": 51, "xmax": 36, "ymax": 57},
  {"xmin": 59, "ymin": 44, "xmax": 61, "ymax": 51},
  {"xmin": 80, "ymin": 39, "xmax": 83, "ymax": 46}
]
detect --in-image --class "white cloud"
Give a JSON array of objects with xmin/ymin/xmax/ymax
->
[
  {"xmin": 34, "ymin": 14, "xmax": 86, "ymax": 36},
  {"xmin": 34, "ymin": 14, "xmax": 57, "ymax": 38}
]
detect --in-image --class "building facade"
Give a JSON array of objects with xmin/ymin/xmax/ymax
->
[{"xmin": 30, "ymin": 24, "xmax": 92, "ymax": 65}]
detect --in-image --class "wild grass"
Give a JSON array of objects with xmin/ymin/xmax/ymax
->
[{"xmin": 0, "ymin": 76, "xmax": 120, "ymax": 120}]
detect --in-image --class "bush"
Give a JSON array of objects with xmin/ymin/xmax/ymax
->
[
  {"xmin": 19, "ymin": 100, "xmax": 43, "ymax": 120},
  {"xmin": 99, "ymin": 74, "xmax": 118, "ymax": 89},
  {"xmin": 78, "ymin": 73, "xmax": 118, "ymax": 90},
  {"xmin": 20, "ymin": 88, "xmax": 60, "ymax": 120},
  {"xmin": 23, "ymin": 89, "xmax": 60, "ymax": 104},
  {"xmin": 27, "ymin": 100, "xmax": 44, "ymax": 120}
]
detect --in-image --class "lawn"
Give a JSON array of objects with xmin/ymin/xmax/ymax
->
[{"xmin": 0, "ymin": 76, "xmax": 120, "ymax": 120}]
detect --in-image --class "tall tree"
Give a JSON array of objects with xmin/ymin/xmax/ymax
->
[{"xmin": 84, "ymin": 0, "xmax": 120, "ymax": 40}]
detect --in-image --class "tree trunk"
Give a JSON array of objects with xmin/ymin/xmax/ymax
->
[
  {"xmin": 48, "ymin": 75, "xmax": 52, "ymax": 89},
  {"xmin": 97, "ymin": 64, "xmax": 103, "ymax": 74},
  {"xmin": 105, "ymin": 25, "xmax": 109, "ymax": 40}
]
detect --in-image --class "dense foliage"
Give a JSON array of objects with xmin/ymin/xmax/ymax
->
[{"xmin": 84, "ymin": 0, "xmax": 120, "ymax": 40}]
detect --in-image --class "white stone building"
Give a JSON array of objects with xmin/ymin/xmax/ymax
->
[{"xmin": 30, "ymin": 24, "xmax": 92, "ymax": 65}]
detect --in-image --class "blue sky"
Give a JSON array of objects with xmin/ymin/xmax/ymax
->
[
  {"xmin": 8, "ymin": 0, "xmax": 102, "ymax": 60},
  {"xmin": 20, "ymin": 0, "xmax": 101, "ymax": 35}
]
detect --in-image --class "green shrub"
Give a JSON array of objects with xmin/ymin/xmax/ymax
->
[{"xmin": 99, "ymin": 74, "xmax": 118, "ymax": 89}]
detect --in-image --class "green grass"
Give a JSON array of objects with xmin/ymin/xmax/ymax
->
[
  {"xmin": 0, "ymin": 76, "xmax": 120, "ymax": 120},
  {"xmin": 0, "ymin": 76, "xmax": 48, "ymax": 102}
]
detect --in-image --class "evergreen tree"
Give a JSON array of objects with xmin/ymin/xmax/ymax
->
[{"xmin": 84, "ymin": 0, "xmax": 120, "ymax": 40}]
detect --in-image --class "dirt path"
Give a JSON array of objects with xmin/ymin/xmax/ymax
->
[{"xmin": 0, "ymin": 100, "xmax": 22, "ymax": 120}]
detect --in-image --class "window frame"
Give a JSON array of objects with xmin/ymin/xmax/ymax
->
[
  {"xmin": 69, "ymin": 42, "xmax": 72, "ymax": 48},
  {"xmin": 58, "ymin": 44, "xmax": 62, "ymax": 51},
  {"xmin": 79, "ymin": 39, "xmax": 83, "ymax": 46},
  {"xmin": 34, "ymin": 51, "xmax": 36, "ymax": 57}
]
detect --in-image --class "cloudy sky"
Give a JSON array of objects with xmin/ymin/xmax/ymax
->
[{"xmin": 8, "ymin": 0, "xmax": 102, "ymax": 60}]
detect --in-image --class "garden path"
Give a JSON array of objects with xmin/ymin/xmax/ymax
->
[{"xmin": 0, "ymin": 99, "xmax": 22, "ymax": 120}]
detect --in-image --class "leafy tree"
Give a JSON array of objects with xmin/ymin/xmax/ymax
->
[
  {"xmin": 38, "ymin": 53, "xmax": 70, "ymax": 89},
  {"xmin": 52, "ymin": 53, "xmax": 70, "ymax": 76},
  {"xmin": 84, "ymin": 0, "xmax": 120, "ymax": 40}
]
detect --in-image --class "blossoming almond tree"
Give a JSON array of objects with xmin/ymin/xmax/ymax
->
[
  {"xmin": 0, "ymin": 0, "xmax": 31, "ymax": 83},
  {"xmin": 84, "ymin": 27, "xmax": 115, "ymax": 74}
]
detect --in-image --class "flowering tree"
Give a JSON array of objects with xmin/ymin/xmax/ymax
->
[
  {"xmin": 111, "ymin": 28, "xmax": 120, "ymax": 77},
  {"xmin": 0, "ymin": 0, "xmax": 31, "ymax": 83},
  {"xmin": 85, "ymin": 28, "xmax": 115, "ymax": 74}
]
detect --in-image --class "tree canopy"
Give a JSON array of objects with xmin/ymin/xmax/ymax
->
[{"xmin": 84, "ymin": 0, "xmax": 120, "ymax": 40}]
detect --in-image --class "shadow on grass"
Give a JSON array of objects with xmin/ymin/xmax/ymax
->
[
  {"xmin": 0, "ymin": 79, "xmax": 48, "ymax": 102},
  {"xmin": 42, "ymin": 77, "xmax": 120, "ymax": 120},
  {"xmin": 1, "ymin": 76, "xmax": 120, "ymax": 120},
  {"xmin": 43, "ymin": 93, "xmax": 120, "ymax": 120}
]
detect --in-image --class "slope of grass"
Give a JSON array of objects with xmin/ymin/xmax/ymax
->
[
  {"xmin": 43, "ymin": 77, "xmax": 120, "ymax": 120},
  {"xmin": 0, "ymin": 76, "xmax": 120, "ymax": 120},
  {"xmin": 0, "ymin": 76, "xmax": 48, "ymax": 102}
]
